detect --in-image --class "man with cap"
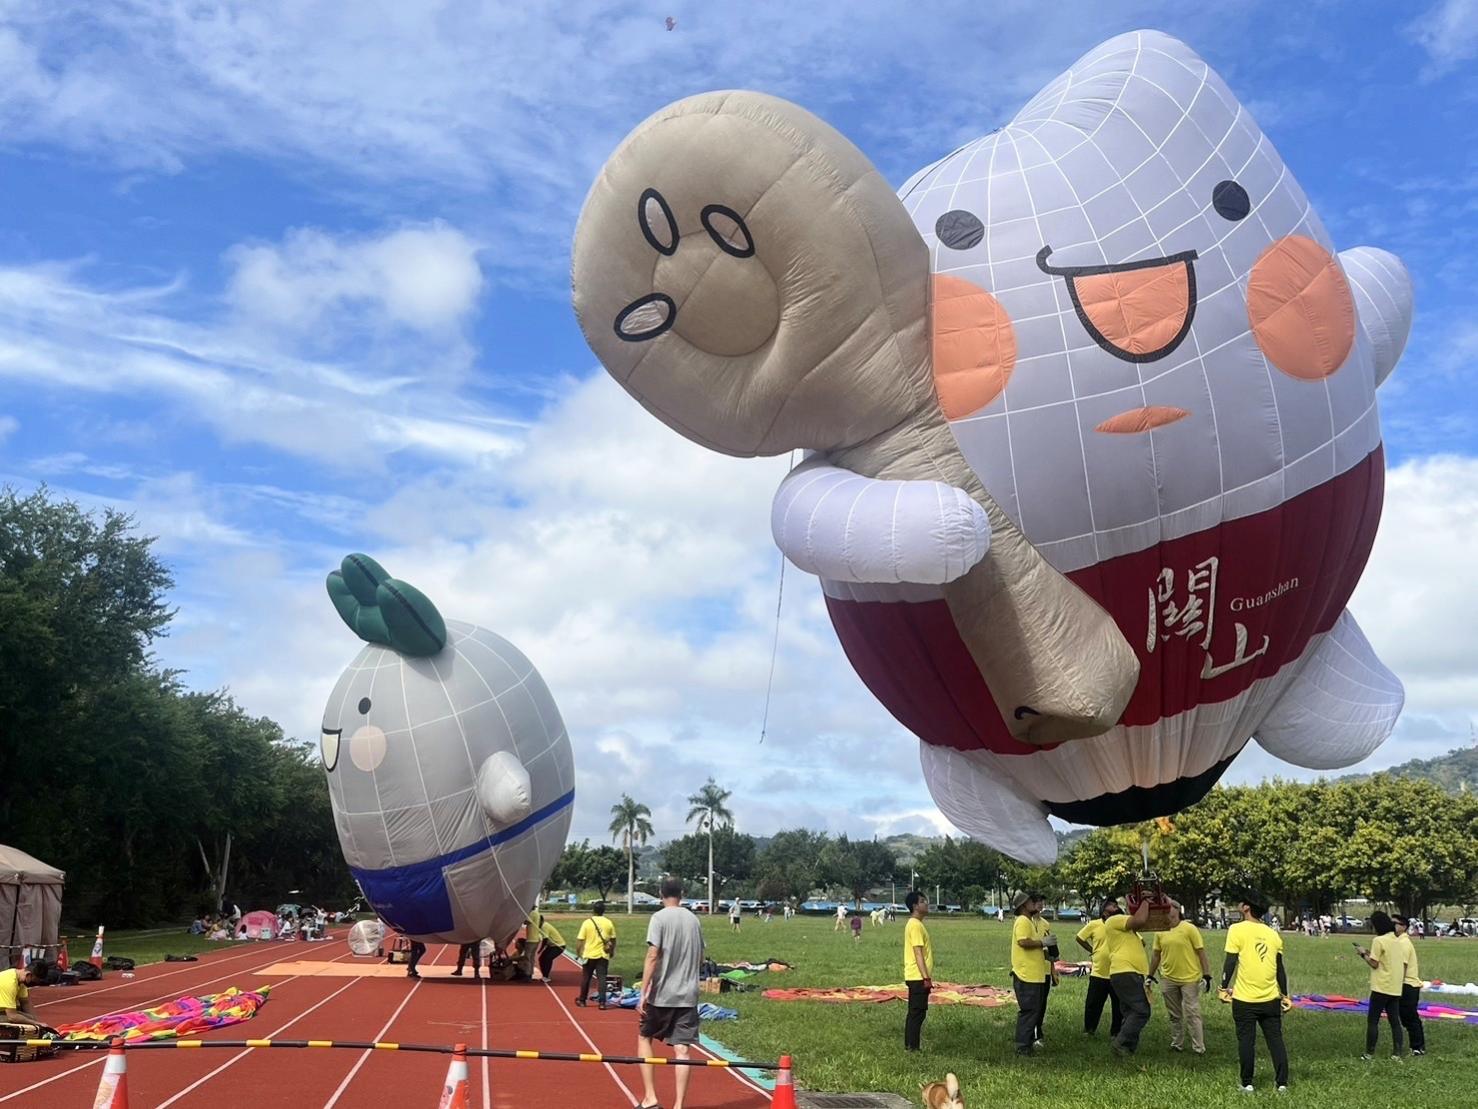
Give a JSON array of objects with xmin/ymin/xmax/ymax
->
[
  {"xmin": 1102, "ymin": 894, "xmax": 1152, "ymax": 1056},
  {"xmin": 1010, "ymin": 891, "xmax": 1055, "ymax": 1055},
  {"xmin": 1392, "ymin": 915, "xmax": 1425, "ymax": 1055},
  {"xmin": 1076, "ymin": 899, "xmax": 1124, "ymax": 1037}
]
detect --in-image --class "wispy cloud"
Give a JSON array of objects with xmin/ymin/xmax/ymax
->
[
  {"xmin": 1408, "ymin": 0, "xmax": 1478, "ymax": 76},
  {"xmin": 0, "ymin": 228, "xmax": 521, "ymax": 470}
]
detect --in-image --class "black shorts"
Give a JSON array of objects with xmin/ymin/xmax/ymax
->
[{"xmin": 639, "ymin": 1005, "xmax": 700, "ymax": 1046}]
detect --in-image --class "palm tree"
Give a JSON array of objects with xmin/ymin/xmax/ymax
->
[
  {"xmin": 608, "ymin": 794, "xmax": 655, "ymax": 916},
  {"xmin": 685, "ymin": 778, "xmax": 734, "ymax": 914}
]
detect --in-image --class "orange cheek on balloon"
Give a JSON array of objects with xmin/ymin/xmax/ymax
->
[
  {"xmin": 1247, "ymin": 235, "xmax": 1356, "ymax": 379},
  {"xmin": 931, "ymin": 274, "xmax": 1018, "ymax": 419}
]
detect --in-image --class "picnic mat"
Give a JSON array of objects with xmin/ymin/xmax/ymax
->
[
  {"xmin": 57, "ymin": 986, "xmax": 273, "ymax": 1042},
  {"xmin": 1291, "ymin": 994, "xmax": 1478, "ymax": 1025},
  {"xmin": 762, "ymin": 983, "xmax": 1014, "ymax": 1007}
]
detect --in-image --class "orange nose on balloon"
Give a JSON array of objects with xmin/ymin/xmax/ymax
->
[{"xmin": 931, "ymin": 275, "xmax": 1017, "ymax": 419}]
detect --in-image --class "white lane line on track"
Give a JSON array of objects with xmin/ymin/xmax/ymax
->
[
  {"xmin": 0, "ymin": 944, "xmax": 360, "ymax": 1104},
  {"xmin": 156, "ymin": 976, "xmax": 364, "ymax": 1108},
  {"xmin": 480, "ymin": 978, "xmax": 491, "ymax": 1109},
  {"xmin": 542, "ymin": 961, "xmax": 638, "ymax": 1107},
  {"xmin": 555, "ymin": 949, "xmax": 770, "ymax": 1103},
  {"xmin": 322, "ymin": 944, "xmax": 448, "ymax": 1108}
]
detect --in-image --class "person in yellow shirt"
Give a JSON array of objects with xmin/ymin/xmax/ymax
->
[
  {"xmin": 1101, "ymin": 895, "xmax": 1151, "ymax": 1055},
  {"xmin": 902, "ymin": 890, "xmax": 933, "ymax": 1051},
  {"xmin": 0, "ymin": 964, "xmax": 41, "ymax": 1026},
  {"xmin": 1221, "ymin": 893, "xmax": 1290, "ymax": 1092},
  {"xmin": 1148, "ymin": 901, "xmax": 1211, "ymax": 1054},
  {"xmin": 1075, "ymin": 900, "xmax": 1124, "ymax": 1038},
  {"xmin": 1391, "ymin": 915, "xmax": 1425, "ymax": 1056},
  {"xmin": 575, "ymin": 900, "xmax": 618, "ymax": 1009},
  {"xmin": 532, "ymin": 909, "xmax": 568, "ymax": 981},
  {"xmin": 1357, "ymin": 911, "xmax": 1406, "ymax": 1059},
  {"xmin": 1010, "ymin": 891, "xmax": 1054, "ymax": 1056}
]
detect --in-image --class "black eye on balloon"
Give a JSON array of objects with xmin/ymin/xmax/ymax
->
[
  {"xmin": 701, "ymin": 204, "xmax": 755, "ymax": 258},
  {"xmin": 936, "ymin": 209, "xmax": 984, "ymax": 250},
  {"xmin": 1212, "ymin": 180, "xmax": 1251, "ymax": 222},
  {"xmin": 639, "ymin": 188, "xmax": 679, "ymax": 256},
  {"xmin": 358, "ymin": 697, "xmax": 372, "ymax": 715}
]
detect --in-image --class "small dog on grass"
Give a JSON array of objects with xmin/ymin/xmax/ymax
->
[{"xmin": 920, "ymin": 1073, "xmax": 964, "ymax": 1108}]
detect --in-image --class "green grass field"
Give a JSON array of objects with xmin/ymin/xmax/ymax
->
[
  {"xmin": 59, "ymin": 926, "xmax": 248, "ymax": 967},
  {"xmin": 547, "ymin": 912, "xmax": 1478, "ymax": 1108}
]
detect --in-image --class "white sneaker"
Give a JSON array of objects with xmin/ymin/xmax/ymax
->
[
  {"xmin": 1240, "ymin": 1085, "xmax": 1255, "ymax": 1093},
  {"xmin": 1277, "ymin": 1086, "xmax": 1288, "ymax": 1093}
]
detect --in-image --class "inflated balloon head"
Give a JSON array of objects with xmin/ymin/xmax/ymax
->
[
  {"xmin": 318, "ymin": 555, "xmax": 575, "ymax": 946},
  {"xmin": 326, "ymin": 553, "xmax": 447, "ymax": 657}
]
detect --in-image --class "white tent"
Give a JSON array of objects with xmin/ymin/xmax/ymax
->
[{"xmin": 1, "ymin": 844, "xmax": 65, "ymax": 967}]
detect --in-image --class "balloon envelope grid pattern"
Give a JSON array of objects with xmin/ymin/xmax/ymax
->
[
  {"xmin": 322, "ymin": 619, "xmax": 573, "ymax": 943},
  {"xmin": 898, "ymin": 31, "xmax": 1378, "ymax": 574}
]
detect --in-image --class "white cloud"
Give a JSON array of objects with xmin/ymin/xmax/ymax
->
[
  {"xmin": 0, "ymin": 251, "xmax": 518, "ymax": 470},
  {"xmin": 0, "ymin": 2, "xmax": 1276, "ymax": 280},
  {"xmin": 0, "ymin": 415, "xmax": 16, "ymax": 442},
  {"xmin": 1408, "ymin": 0, "xmax": 1478, "ymax": 75},
  {"xmin": 226, "ymin": 224, "xmax": 484, "ymax": 335}
]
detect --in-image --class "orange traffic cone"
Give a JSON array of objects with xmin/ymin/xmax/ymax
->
[
  {"xmin": 89, "ymin": 926, "xmax": 106, "ymax": 969},
  {"xmin": 438, "ymin": 1043, "xmax": 470, "ymax": 1109},
  {"xmin": 769, "ymin": 1055, "xmax": 797, "ymax": 1109},
  {"xmin": 91, "ymin": 1038, "xmax": 129, "ymax": 1108}
]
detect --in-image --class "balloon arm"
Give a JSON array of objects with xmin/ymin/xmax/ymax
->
[
  {"xmin": 1253, "ymin": 609, "xmax": 1403, "ymax": 771},
  {"xmin": 1338, "ymin": 246, "xmax": 1412, "ymax": 388},
  {"xmin": 770, "ymin": 457, "xmax": 990, "ymax": 584}
]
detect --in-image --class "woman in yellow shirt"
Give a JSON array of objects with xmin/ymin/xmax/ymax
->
[
  {"xmin": 1357, "ymin": 911, "xmax": 1405, "ymax": 1059},
  {"xmin": 1392, "ymin": 915, "xmax": 1425, "ymax": 1055}
]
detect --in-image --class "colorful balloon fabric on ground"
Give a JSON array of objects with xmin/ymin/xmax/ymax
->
[
  {"xmin": 58, "ymin": 987, "xmax": 271, "ymax": 1042},
  {"xmin": 573, "ymin": 30, "xmax": 1408, "ymax": 862},
  {"xmin": 320, "ymin": 554, "xmax": 573, "ymax": 944}
]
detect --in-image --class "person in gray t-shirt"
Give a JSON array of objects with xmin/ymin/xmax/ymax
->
[{"xmin": 637, "ymin": 877, "xmax": 705, "ymax": 1109}]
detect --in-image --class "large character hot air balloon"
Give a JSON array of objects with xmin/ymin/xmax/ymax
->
[
  {"xmin": 319, "ymin": 554, "xmax": 574, "ymax": 941},
  {"xmin": 571, "ymin": 31, "xmax": 1409, "ymax": 862}
]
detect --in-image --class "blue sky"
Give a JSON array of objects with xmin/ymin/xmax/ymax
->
[{"xmin": 1, "ymin": 1, "xmax": 1476, "ymax": 848}]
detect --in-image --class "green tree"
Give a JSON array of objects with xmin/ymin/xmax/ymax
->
[
  {"xmin": 754, "ymin": 828, "xmax": 829, "ymax": 901},
  {"xmin": 1056, "ymin": 828, "xmax": 1138, "ymax": 912},
  {"xmin": 817, "ymin": 836, "xmax": 896, "ymax": 907},
  {"xmin": 0, "ymin": 486, "xmax": 173, "ymax": 829},
  {"xmin": 608, "ymin": 794, "xmax": 654, "ymax": 916},
  {"xmin": 661, "ymin": 827, "xmax": 754, "ymax": 903},
  {"xmin": 583, "ymin": 846, "xmax": 627, "ymax": 901},
  {"xmin": 685, "ymin": 778, "xmax": 734, "ymax": 914}
]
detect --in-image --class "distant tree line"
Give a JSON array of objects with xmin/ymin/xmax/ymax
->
[
  {"xmin": 552, "ymin": 776, "xmax": 1478, "ymax": 921},
  {"xmin": 2, "ymin": 487, "xmax": 355, "ymax": 926}
]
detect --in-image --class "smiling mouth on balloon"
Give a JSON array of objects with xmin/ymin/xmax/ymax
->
[{"xmin": 1036, "ymin": 245, "xmax": 1199, "ymax": 364}]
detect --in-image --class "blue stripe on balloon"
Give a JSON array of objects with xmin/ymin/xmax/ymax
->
[{"xmin": 350, "ymin": 787, "xmax": 576, "ymax": 884}]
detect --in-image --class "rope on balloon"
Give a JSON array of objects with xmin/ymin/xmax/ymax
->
[{"xmin": 758, "ymin": 451, "xmax": 797, "ymax": 744}]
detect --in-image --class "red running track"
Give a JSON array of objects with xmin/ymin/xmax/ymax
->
[{"xmin": 0, "ymin": 937, "xmax": 771, "ymax": 1108}]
